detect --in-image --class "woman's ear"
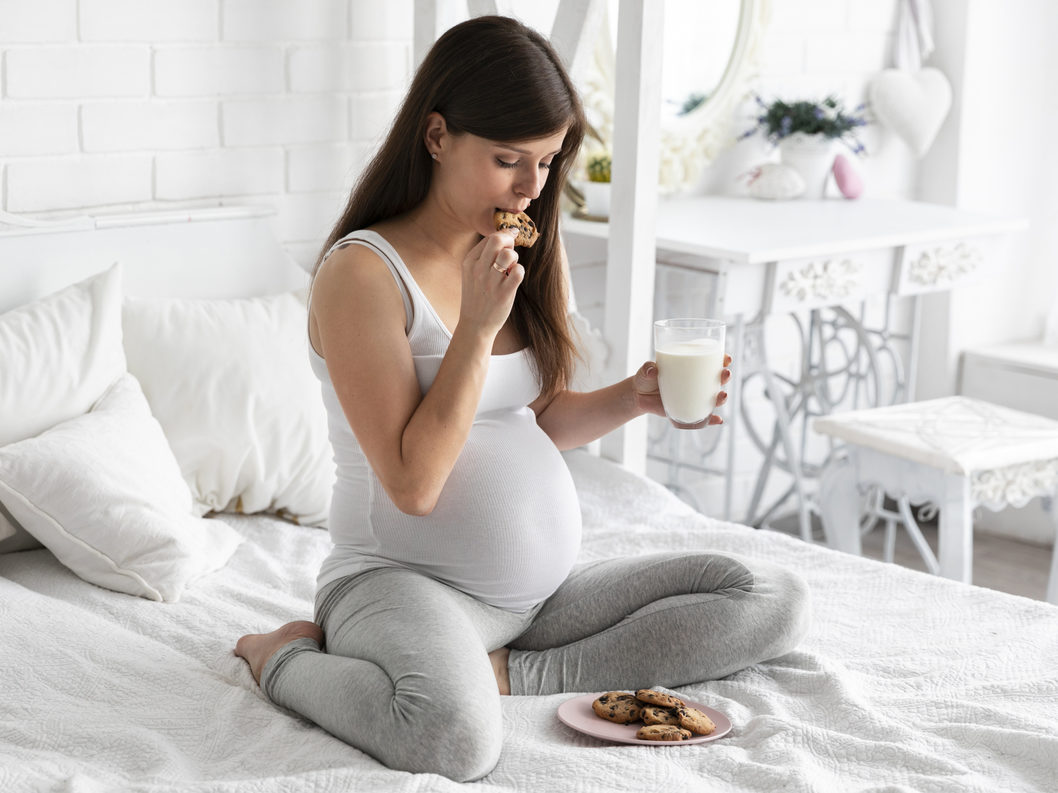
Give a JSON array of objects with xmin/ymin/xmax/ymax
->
[{"xmin": 424, "ymin": 111, "xmax": 447, "ymax": 159}]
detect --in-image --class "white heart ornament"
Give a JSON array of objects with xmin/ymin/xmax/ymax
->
[{"xmin": 868, "ymin": 67, "xmax": 952, "ymax": 157}]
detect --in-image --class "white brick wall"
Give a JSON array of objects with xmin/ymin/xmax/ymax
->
[
  {"xmin": 80, "ymin": 0, "xmax": 219, "ymax": 42},
  {"xmin": 81, "ymin": 101, "xmax": 219, "ymax": 151},
  {"xmin": 1, "ymin": 0, "xmax": 902, "ymax": 271},
  {"xmin": 154, "ymin": 46, "xmax": 285, "ymax": 96},
  {"xmin": 6, "ymin": 46, "xmax": 152, "ymax": 98},
  {"xmin": 0, "ymin": 0, "xmax": 413, "ymax": 267},
  {"xmin": 0, "ymin": 0, "xmax": 78, "ymax": 42},
  {"xmin": 7, "ymin": 154, "xmax": 153, "ymax": 211}
]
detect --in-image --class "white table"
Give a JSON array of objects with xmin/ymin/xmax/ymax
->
[
  {"xmin": 562, "ymin": 196, "xmax": 1027, "ymax": 533},
  {"xmin": 814, "ymin": 397, "xmax": 1058, "ymax": 604},
  {"xmin": 959, "ymin": 341, "xmax": 1058, "ymax": 545}
]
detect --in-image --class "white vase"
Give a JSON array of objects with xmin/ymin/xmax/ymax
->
[
  {"xmin": 579, "ymin": 181, "xmax": 611, "ymax": 218},
  {"xmin": 778, "ymin": 133, "xmax": 836, "ymax": 199}
]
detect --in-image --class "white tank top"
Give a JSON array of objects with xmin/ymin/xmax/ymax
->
[{"xmin": 310, "ymin": 230, "xmax": 582, "ymax": 612}]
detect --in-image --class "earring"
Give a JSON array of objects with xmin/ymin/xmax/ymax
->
[{"xmin": 431, "ymin": 153, "xmax": 438, "ymax": 161}]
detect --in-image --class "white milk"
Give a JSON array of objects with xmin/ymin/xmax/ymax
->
[{"xmin": 655, "ymin": 338, "xmax": 725, "ymax": 424}]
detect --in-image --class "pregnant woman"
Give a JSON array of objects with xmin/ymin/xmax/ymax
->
[{"xmin": 235, "ymin": 15, "xmax": 810, "ymax": 782}]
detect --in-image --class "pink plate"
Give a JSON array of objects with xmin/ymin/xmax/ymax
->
[{"xmin": 556, "ymin": 692, "xmax": 732, "ymax": 746}]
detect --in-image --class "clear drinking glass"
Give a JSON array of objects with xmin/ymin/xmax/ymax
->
[{"xmin": 653, "ymin": 318, "xmax": 726, "ymax": 427}]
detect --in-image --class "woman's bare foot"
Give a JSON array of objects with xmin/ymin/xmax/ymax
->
[
  {"xmin": 489, "ymin": 647, "xmax": 511, "ymax": 695},
  {"xmin": 235, "ymin": 620, "xmax": 323, "ymax": 685}
]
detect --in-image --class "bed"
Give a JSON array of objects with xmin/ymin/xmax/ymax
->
[{"xmin": 1, "ymin": 208, "xmax": 1057, "ymax": 793}]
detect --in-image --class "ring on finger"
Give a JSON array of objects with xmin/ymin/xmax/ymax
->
[{"xmin": 491, "ymin": 261, "xmax": 508, "ymax": 275}]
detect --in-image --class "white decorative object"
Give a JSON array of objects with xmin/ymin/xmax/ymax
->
[
  {"xmin": 816, "ymin": 396, "xmax": 1058, "ymax": 603},
  {"xmin": 779, "ymin": 258, "xmax": 861, "ymax": 302},
  {"xmin": 972, "ymin": 458, "xmax": 1058, "ymax": 511},
  {"xmin": 893, "ymin": 0, "xmax": 936, "ymax": 71},
  {"xmin": 746, "ymin": 163, "xmax": 805, "ymax": 200},
  {"xmin": 578, "ymin": 180, "xmax": 611, "ymax": 218},
  {"xmin": 778, "ymin": 133, "xmax": 835, "ymax": 198},
  {"xmin": 832, "ymin": 154, "xmax": 864, "ymax": 199},
  {"xmin": 907, "ymin": 241, "xmax": 981, "ymax": 286},
  {"xmin": 868, "ymin": 67, "xmax": 952, "ymax": 157}
]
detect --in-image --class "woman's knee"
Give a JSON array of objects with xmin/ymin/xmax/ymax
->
[
  {"xmin": 755, "ymin": 563, "xmax": 812, "ymax": 658},
  {"xmin": 397, "ymin": 696, "xmax": 503, "ymax": 782}
]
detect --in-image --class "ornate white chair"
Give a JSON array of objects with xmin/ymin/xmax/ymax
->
[{"xmin": 815, "ymin": 396, "xmax": 1058, "ymax": 604}]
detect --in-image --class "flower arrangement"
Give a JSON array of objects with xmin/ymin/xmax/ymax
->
[
  {"xmin": 742, "ymin": 95, "xmax": 869, "ymax": 155},
  {"xmin": 586, "ymin": 151, "xmax": 611, "ymax": 183}
]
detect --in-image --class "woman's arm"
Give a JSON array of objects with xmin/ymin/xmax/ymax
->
[
  {"xmin": 311, "ymin": 231, "xmax": 521, "ymax": 515},
  {"xmin": 531, "ymin": 360, "xmax": 731, "ymax": 451},
  {"xmin": 539, "ymin": 240, "xmax": 728, "ymax": 449}
]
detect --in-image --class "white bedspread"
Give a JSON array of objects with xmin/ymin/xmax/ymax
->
[{"xmin": 2, "ymin": 451, "xmax": 1057, "ymax": 792}]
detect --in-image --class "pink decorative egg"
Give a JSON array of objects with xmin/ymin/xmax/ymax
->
[{"xmin": 832, "ymin": 154, "xmax": 864, "ymax": 199}]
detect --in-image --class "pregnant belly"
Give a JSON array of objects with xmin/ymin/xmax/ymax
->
[{"xmin": 378, "ymin": 409, "xmax": 582, "ymax": 610}]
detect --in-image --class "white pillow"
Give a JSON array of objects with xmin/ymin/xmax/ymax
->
[
  {"xmin": 0, "ymin": 264, "xmax": 126, "ymax": 543},
  {"xmin": 0, "ymin": 374, "xmax": 242, "ymax": 602},
  {"xmin": 122, "ymin": 291, "xmax": 332, "ymax": 525}
]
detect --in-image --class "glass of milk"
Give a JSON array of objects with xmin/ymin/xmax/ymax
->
[{"xmin": 653, "ymin": 318, "xmax": 726, "ymax": 427}]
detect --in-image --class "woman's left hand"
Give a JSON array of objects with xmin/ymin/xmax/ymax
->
[{"xmin": 631, "ymin": 354, "xmax": 732, "ymax": 428}]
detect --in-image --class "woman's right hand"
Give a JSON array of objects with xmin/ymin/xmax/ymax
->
[{"xmin": 459, "ymin": 228, "xmax": 523, "ymax": 337}]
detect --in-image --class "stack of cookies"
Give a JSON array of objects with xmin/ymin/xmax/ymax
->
[{"xmin": 591, "ymin": 689, "xmax": 716, "ymax": 742}]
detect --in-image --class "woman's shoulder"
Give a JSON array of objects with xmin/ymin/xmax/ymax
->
[{"xmin": 313, "ymin": 232, "xmax": 406, "ymax": 314}]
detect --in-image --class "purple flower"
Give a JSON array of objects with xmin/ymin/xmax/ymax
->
[{"xmin": 741, "ymin": 95, "xmax": 871, "ymax": 156}]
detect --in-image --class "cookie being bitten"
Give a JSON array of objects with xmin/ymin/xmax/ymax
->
[
  {"xmin": 493, "ymin": 210, "xmax": 539, "ymax": 248},
  {"xmin": 591, "ymin": 692, "xmax": 643, "ymax": 724}
]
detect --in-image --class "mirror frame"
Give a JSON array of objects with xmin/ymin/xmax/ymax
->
[
  {"xmin": 658, "ymin": 0, "xmax": 770, "ymax": 192},
  {"xmin": 577, "ymin": 0, "xmax": 771, "ymax": 194}
]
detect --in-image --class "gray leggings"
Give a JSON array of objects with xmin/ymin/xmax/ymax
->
[{"xmin": 261, "ymin": 552, "xmax": 810, "ymax": 782}]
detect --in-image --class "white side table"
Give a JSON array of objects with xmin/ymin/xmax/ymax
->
[{"xmin": 814, "ymin": 397, "xmax": 1058, "ymax": 604}]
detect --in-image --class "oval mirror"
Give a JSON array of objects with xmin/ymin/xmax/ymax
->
[{"xmin": 578, "ymin": 0, "xmax": 770, "ymax": 193}]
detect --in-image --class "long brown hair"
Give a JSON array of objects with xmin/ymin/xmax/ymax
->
[{"xmin": 316, "ymin": 15, "xmax": 586, "ymax": 398}]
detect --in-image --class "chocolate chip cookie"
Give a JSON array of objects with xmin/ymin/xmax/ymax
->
[
  {"xmin": 635, "ymin": 689, "xmax": 685, "ymax": 709},
  {"xmin": 640, "ymin": 705, "xmax": 681, "ymax": 726},
  {"xmin": 591, "ymin": 692, "xmax": 643, "ymax": 724},
  {"xmin": 635, "ymin": 724, "xmax": 692, "ymax": 742},
  {"xmin": 493, "ymin": 210, "xmax": 539, "ymax": 248},
  {"xmin": 676, "ymin": 705, "xmax": 716, "ymax": 736}
]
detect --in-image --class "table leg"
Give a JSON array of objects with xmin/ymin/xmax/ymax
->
[
  {"xmin": 761, "ymin": 363, "xmax": 813, "ymax": 541},
  {"xmin": 818, "ymin": 451, "xmax": 863, "ymax": 555},
  {"xmin": 723, "ymin": 315, "xmax": 744, "ymax": 521},
  {"xmin": 906, "ymin": 294, "xmax": 922, "ymax": 402},
  {"xmin": 1048, "ymin": 497, "xmax": 1058, "ymax": 605},
  {"xmin": 937, "ymin": 473, "xmax": 973, "ymax": 584}
]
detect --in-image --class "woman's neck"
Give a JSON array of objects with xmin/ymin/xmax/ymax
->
[{"xmin": 403, "ymin": 198, "xmax": 480, "ymax": 265}]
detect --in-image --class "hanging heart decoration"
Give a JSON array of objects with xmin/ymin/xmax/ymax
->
[{"xmin": 868, "ymin": 67, "xmax": 952, "ymax": 157}]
